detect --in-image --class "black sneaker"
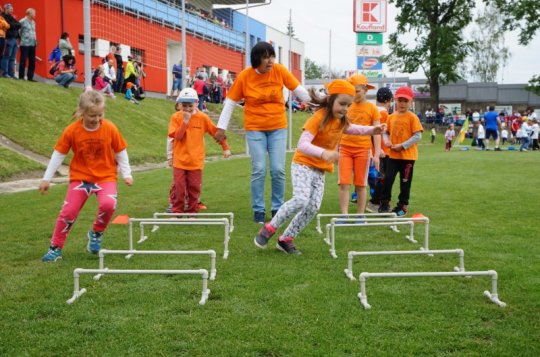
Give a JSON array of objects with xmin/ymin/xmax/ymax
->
[
  {"xmin": 253, "ymin": 211, "xmax": 266, "ymax": 224},
  {"xmin": 271, "ymin": 209, "xmax": 278, "ymax": 218},
  {"xmin": 276, "ymin": 237, "xmax": 302, "ymax": 255},
  {"xmin": 392, "ymin": 204, "xmax": 408, "ymax": 217},
  {"xmin": 254, "ymin": 223, "xmax": 276, "ymax": 249}
]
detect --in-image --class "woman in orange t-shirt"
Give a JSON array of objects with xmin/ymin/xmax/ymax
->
[
  {"xmin": 39, "ymin": 90, "xmax": 133, "ymax": 262},
  {"xmin": 216, "ymin": 41, "xmax": 311, "ymax": 224},
  {"xmin": 253, "ymin": 80, "xmax": 384, "ymax": 254}
]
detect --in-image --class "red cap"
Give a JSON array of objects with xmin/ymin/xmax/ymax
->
[{"xmin": 395, "ymin": 86, "xmax": 414, "ymax": 100}]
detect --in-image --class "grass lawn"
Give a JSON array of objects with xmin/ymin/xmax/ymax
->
[
  {"xmin": 1, "ymin": 139, "xmax": 539, "ymax": 356},
  {"xmin": 0, "ymin": 146, "xmax": 44, "ymax": 181}
]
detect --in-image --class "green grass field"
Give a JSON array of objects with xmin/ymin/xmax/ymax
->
[{"xmin": 1, "ymin": 139, "xmax": 539, "ymax": 355}]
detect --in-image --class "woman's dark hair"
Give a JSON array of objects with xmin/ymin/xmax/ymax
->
[
  {"xmin": 308, "ymin": 88, "xmax": 349, "ymax": 131},
  {"xmin": 62, "ymin": 54, "xmax": 75, "ymax": 65},
  {"xmin": 250, "ymin": 41, "xmax": 275, "ymax": 68},
  {"xmin": 60, "ymin": 32, "xmax": 69, "ymax": 40}
]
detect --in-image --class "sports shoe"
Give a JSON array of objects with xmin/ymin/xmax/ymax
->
[
  {"xmin": 254, "ymin": 223, "xmax": 276, "ymax": 249},
  {"xmin": 197, "ymin": 201, "xmax": 208, "ymax": 210},
  {"xmin": 271, "ymin": 209, "xmax": 278, "ymax": 218},
  {"xmin": 87, "ymin": 230, "xmax": 103, "ymax": 254},
  {"xmin": 350, "ymin": 191, "xmax": 358, "ymax": 203},
  {"xmin": 392, "ymin": 204, "xmax": 408, "ymax": 217},
  {"xmin": 276, "ymin": 237, "xmax": 302, "ymax": 255},
  {"xmin": 378, "ymin": 202, "xmax": 391, "ymax": 213},
  {"xmin": 495, "ymin": 147, "xmax": 501, "ymax": 151},
  {"xmin": 42, "ymin": 245, "xmax": 62, "ymax": 262},
  {"xmin": 165, "ymin": 203, "xmax": 173, "ymax": 213},
  {"xmin": 253, "ymin": 211, "xmax": 266, "ymax": 224},
  {"xmin": 366, "ymin": 201, "xmax": 380, "ymax": 213}
]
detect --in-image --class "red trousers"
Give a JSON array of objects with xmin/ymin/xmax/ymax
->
[
  {"xmin": 172, "ymin": 168, "xmax": 202, "ymax": 213},
  {"xmin": 51, "ymin": 181, "xmax": 117, "ymax": 248}
]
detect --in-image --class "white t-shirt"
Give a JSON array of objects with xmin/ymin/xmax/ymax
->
[
  {"xmin": 472, "ymin": 111, "xmax": 480, "ymax": 122},
  {"xmin": 477, "ymin": 124, "xmax": 485, "ymax": 139},
  {"xmin": 501, "ymin": 129, "xmax": 508, "ymax": 139},
  {"xmin": 531, "ymin": 123, "xmax": 539, "ymax": 140}
]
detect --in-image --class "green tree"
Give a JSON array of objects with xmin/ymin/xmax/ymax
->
[
  {"xmin": 489, "ymin": 0, "xmax": 540, "ymax": 45},
  {"xmin": 525, "ymin": 75, "xmax": 540, "ymax": 96},
  {"xmin": 383, "ymin": 0, "xmax": 475, "ymax": 107},
  {"xmin": 304, "ymin": 57, "xmax": 323, "ymax": 80},
  {"xmin": 467, "ymin": 2, "xmax": 510, "ymax": 82}
]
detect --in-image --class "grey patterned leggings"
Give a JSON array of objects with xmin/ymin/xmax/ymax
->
[{"xmin": 269, "ymin": 163, "xmax": 325, "ymax": 239}]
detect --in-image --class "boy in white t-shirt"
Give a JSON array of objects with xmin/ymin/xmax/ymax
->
[{"xmin": 501, "ymin": 128, "xmax": 508, "ymax": 145}]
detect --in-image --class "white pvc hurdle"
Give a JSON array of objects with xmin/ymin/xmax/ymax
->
[
  {"xmin": 344, "ymin": 249, "xmax": 465, "ymax": 280},
  {"xmin": 357, "ymin": 270, "xmax": 506, "ymax": 309},
  {"xmin": 316, "ymin": 213, "xmax": 399, "ymax": 234},
  {"xmin": 66, "ymin": 268, "xmax": 210, "ymax": 305},
  {"xmin": 150, "ymin": 212, "xmax": 234, "ymax": 233},
  {"xmin": 326, "ymin": 216, "xmax": 431, "ymax": 258},
  {"xmin": 127, "ymin": 218, "xmax": 230, "ymax": 259},
  {"xmin": 94, "ymin": 249, "xmax": 217, "ymax": 281},
  {"xmin": 327, "ymin": 219, "xmax": 414, "ymax": 259}
]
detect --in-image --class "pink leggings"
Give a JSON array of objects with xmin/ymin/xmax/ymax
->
[{"xmin": 50, "ymin": 181, "xmax": 118, "ymax": 248}]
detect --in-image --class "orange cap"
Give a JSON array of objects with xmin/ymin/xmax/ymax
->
[
  {"xmin": 348, "ymin": 74, "xmax": 375, "ymax": 90},
  {"xmin": 126, "ymin": 82, "xmax": 133, "ymax": 89},
  {"xmin": 324, "ymin": 79, "xmax": 356, "ymax": 97}
]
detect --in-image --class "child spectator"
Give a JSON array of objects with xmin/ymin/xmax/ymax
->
[
  {"xmin": 477, "ymin": 121, "xmax": 486, "ymax": 150},
  {"xmin": 168, "ymin": 88, "xmax": 231, "ymax": 213},
  {"xmin": 501, "ymin": 127, "xmax": 509, "ymax": 145},
  {"xmin": 431, "ymin": 127, "xmax": 436, "ymax": 143},
  {"xmin": 379, "ymin": 86, "xmax": 423, "ymax": 216},
  {"xmin": 367, "ymin": 86, "xmax": 393, "ymax": 213},
  {"xmin": 40, "ymin": 90, "xmax": 133, "ymax": 262},
  {"xmin": 444, "ymin": 124, "xmax": 455, "ymax": 151},
  {"xmin": 254, "ymin": 80, "xmax": 384, "ymax": 254},
  {"xmin": 124, "ymin": 82, "xmax": 139, "ymax": 105},
  {"xmin": 192, "ymin": 75, "xmax": 206, "ymax": 111},
  {"xmin": 519, "ymin": 118, "xmax": 531, "ymax": 151},
  {"xmin": 94, "ymin": 68, "xmax": 115, "ymax": 98},
  {"xmin": 530, "ymin": 118, "xmax": 539, "ymax": 151},
  {"xmin": 338, "ymin": 74, "xmax": 380, "ymax": 216}
]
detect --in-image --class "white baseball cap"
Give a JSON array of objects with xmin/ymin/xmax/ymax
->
[{"xmin": 176, "ymin": 88, "xmax": 198, "ymax": 103}]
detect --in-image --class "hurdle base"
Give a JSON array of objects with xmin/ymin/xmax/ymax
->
[
  {"xmin": 390, "ymin": 225, "xmax": 400, "ymax": 233},
  {"xmin": 330, "ymin": 249, "xmax": 337, "ymax": 259},
  {"xmin": 484, "ymin": 291, "xmax": 506, "ymax": 307},
  {"xmin": 66, "ymin": 288, "xmax": 87, "ymax": 304},
  {"xmin": 405, "ymin": 235, "xmax": 418, "ymax": 244},
  {"xmin": 357, "ymin": 292, "xmax": 371, "ymax": 309},
  {"xmin": 344, "ymin": 269, "xmax": 355, "ymax": 281},
  {"xmin": 199, "ymin": 289, "xmax": 211, "ymax": 305},
  {"xmin": 93, "ymin": 268, "xmax": 109, "ymax": 281},
  {"xmin": 137, "ymin": 235, "xmax": 148, "ymax": 244},
  {"xmin": 151, "ymin": 225, "xmax": 159, "ymax": 233},
  {"xmin": 210, "ymin": 269, "xmax": 216, "ymax": 281}
]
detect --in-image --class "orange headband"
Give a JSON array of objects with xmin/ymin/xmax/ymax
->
[{"xmin": 325, "ymin": 79, "xmax": 356, "ymax": 97}]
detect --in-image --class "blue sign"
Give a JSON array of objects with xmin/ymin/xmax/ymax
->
[{"xmin": 357, "ymin": 56, "xmax": 383, "ymax": 70}]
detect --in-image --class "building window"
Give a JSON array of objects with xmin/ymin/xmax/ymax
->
[{"xmin": 78, "ymin": 34, "xmax": 96, "ymax": 54}]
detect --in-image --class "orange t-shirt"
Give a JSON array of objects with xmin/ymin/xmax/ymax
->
[
  {"xmin": 168, "ymin": 110, "xmax": 229, "ymax": 170},
  {"xmin": 293, "ymin": 109, "xmax": 345, "ymax": 173},
  {"xmin": 226, "ymin": 63, "xmax": 300, "ymax": 131},
  {"xmin": 54, "ymin": 119, "xmax": 128, "ymax": 183},
  {"xmin": 340, "ymin": 101, "xmax": 380, "ymax": 148},
  {"xmin": 379, "ymin": 109, "xmax": 390, "ymax": 155},
  {"xmin": 386, "ymin": 111, "xmax": 423, "ymax": 160}
]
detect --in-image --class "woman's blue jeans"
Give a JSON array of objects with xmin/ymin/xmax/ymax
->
[{"xmin": 246, "ymin": 129, "xmax": 287, "ymax": 213}]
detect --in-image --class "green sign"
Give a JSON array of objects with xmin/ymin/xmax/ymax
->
[{"xmin": 357, "ymin": 33, "xmax": 383, "ymax": 45}]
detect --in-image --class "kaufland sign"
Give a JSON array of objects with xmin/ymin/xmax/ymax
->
[{"xmin": 354, "ymin": 0, "xmax": 387, "ymax": 33}]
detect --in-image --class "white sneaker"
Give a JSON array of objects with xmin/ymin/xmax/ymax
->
[{"xmin": 366, "ymin": 202, "xmax": 380, "ymax": 213}]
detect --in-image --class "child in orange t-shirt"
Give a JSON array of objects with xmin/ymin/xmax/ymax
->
[
  {"xmin": 338, "ymin": 74, "xmax": 380, "ymax": 215},
  {"xmin": 40, "ymin": 90, "xmax": 133, "ymax": 262},
  {"xmin": 253, "ymin": 80, "xmax": 385, "ymax": 254},
  {"xmin": 379, "ymin": 86, "xmax": 423, "ymax": 216},
  {"xmin": 169, "ymin": 88, "xmax": 231, "ymax": 213}
]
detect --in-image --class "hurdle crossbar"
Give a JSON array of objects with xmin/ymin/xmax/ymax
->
[
  {"xmin": 327, "ymin": 219, "xmax": 415, "ymax": 259},
  {"xmin": 344, "ymin": 249, "xmax": 465, "ymax": 280},
  {"xmin": 127, "ymin": 218, "xmax": 230, "ymax": 259},
  {"xmin": 151, "ymin": 212, "xmax": 234, "ymax": 233},
  {"xmin": 316, "ymin": 213, "xmax": 399, "ymax": 234},
  {"xmin": 66, "ymin": 268, "xmax": 210, "ymax": 305},
  {"xmin": 95, "ymin": 249, "xmax": 217, "ymax": 281},
  {"xmin": 357, "ymin": 270, "xmax": 506, "ymax": 309}
]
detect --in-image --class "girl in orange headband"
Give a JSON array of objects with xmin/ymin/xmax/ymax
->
[{"xmin": 254, "ymin": 79, "xmax": 386, "ymax": 254}]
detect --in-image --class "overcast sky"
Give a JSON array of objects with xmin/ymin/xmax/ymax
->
[{"xmin": 239, "ymin": 0, "xmax": 539, "ymax": 84}]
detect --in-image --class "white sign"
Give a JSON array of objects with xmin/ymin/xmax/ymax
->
[
  {"xmin": 383, "ymin": 82, "xmax": 408, "ymax": 93},
  {"xmin": 356, "ymin": 45, "xmax": 383, "ymax": 57},
  {"xmin": 354, "ymin": 0, "xmax": 388, "ymax": 33}
]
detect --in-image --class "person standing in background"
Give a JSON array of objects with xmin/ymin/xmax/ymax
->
[
  {"xmin": 1, "ymin": 3, "xmax": 20, "ymax": 78},
  {"xmin": 18, "ymin": 8, "xmax": 37, "ymax": 81},
  {"xmin": 58, "ymin": 32, "xmax": 73, "ymax": 57},
  {"xmin": 0, "ymin": 5, "xmax": 10, "ymax": 76}
]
